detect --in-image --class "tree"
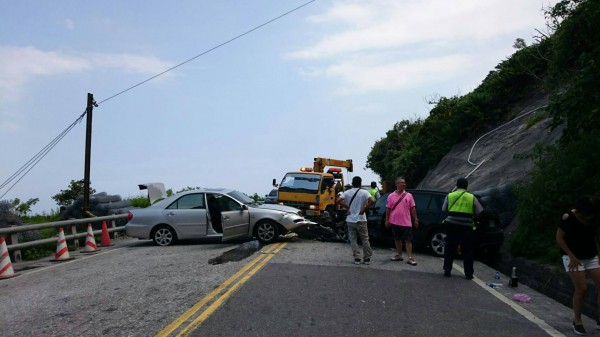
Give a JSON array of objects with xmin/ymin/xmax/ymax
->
[
  {"xmin": 51, "ymin": 179, "xmax": 96, "ymax": 207},
  {"xmin": 7, "ymin": 198, "xmax": 39, "ymax": 216},
  {"xmin": 513, "ymin": 38, "xmax": 527, "ymax": 49}
]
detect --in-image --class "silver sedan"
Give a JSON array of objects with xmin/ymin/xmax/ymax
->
[{"xmin": 126, "ymin": 188, "xmax": 314, "ymax": 246}]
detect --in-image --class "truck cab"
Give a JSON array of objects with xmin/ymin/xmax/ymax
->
[{"xmin": 274, "ymin": 158, "xmax": 352, "ymax": 223}]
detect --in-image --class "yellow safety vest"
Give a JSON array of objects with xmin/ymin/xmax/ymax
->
[{"xmin": 446, "ymin": 190, "xmax": 475, "ymax": 228}]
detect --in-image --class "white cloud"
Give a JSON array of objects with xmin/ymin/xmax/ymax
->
[
  {"xmin": 322, "ymin": 53, "xmax": 470, "ymax": 94},
  {"xmin": 0, "ymin": 45, "xmax": 174, "ymax": 103},
  {"xmin": 287, "ymin": 0, "xmax": 556, "ymax": 93}
]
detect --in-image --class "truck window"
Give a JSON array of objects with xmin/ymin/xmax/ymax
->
[{"xmin": 279, "ymin": 173, "xmax": 321, "ymax": 193}]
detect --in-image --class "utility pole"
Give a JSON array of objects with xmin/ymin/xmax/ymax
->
[{"xmin": 83, "ymin": 93, "xmax": 95, "ymax": 216}]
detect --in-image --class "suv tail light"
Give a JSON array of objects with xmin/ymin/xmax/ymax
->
[{"xmin": 127, "ymin": 211, "xmax": 133, "ymax": 221}]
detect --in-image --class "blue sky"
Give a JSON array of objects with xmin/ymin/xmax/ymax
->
[{"xmin": 0, "ymin": 0, "xmax": 558, "ymax": 214}]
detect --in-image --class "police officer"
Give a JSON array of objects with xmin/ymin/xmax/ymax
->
[
  {"xmin": 442, "ymin": 177, "xmax": 483, "ymax": 279},
  {"xmin": 368, "ymin": 181, "xmax": 380, "ymax": 201}
]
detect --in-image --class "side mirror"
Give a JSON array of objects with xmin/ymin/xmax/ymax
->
[
  {"xmin": 242, "ymin": 204, "xmax": 248, "ymax": 210},
  {"xmin": 272, "ymin": 179, "xmax": 278, "ymax": 187}
]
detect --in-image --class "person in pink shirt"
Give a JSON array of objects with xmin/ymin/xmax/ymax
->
[{"xmin": 385, "ymin": 177, "xmax": 419, "ymax": 265}]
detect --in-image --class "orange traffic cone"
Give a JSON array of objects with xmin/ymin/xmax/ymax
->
[
  {"xmin": 51, "ymin": 228, "xmax": 74, "ymax": 262},
  {"xmin": 81, "ymin": 224, "xmax": 100, "ymax": 254},
  {"xmin": 0, "ymin": 237, "xmax": 19, "ymax": 279},
  {"xmin": 99, "ymin": 221, "xmax": 113, "ymax": 247}
]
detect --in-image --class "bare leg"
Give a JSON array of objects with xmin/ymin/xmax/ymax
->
[
  {"xmin": 395, "ymin": 240, "xmax": 403, "ymax": 257},
  {"xmin": 585, "ymin": 268, "xmax": 600, "ymax": 322},
  {"xmin": 406, "ymin": 240, "xmax": 413, "ymax": 259},
  {"xmin": 568, "ymin": 271, "xmax": 588, "ymax": 324}
]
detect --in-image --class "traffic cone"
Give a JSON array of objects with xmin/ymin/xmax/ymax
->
[
  {"xmin": 51, "ymin": 228, "xmax": 74, "ymax": 262},
  {"xmin": 99, "ymin": 221, "xmax": 113, "ymax": 247},
  {"xmin": 81, "ymin": 224, "xmax": 100, "ymax": 254},
  {"xmin": 0, "ymin": 237, "xmax": 18, "ymax": 279}
]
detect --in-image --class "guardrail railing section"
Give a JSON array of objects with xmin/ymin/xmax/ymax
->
[{"xmin": 0, "ymin": 214, "xmax": 128, "ymax": 263}]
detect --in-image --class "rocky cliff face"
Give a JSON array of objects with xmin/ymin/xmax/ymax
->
[{"xmin": 417, "ymin": 94, "xmax": 561, "ymax": 194}]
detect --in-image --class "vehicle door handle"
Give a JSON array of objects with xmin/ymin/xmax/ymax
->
[
  {"xmin": 167, "ymin": 212, "xmax": 175, "ymax": 216},
  {"xmin": 223, "ymin": 216, "xmax": 229, "ymax": 220}
]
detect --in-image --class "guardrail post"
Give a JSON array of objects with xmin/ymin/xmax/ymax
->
[
  {"xmin": 9, "ymin": 233, "xmax": 22, "ymax": 263},
  {"xmin": 110, "ymin": 219, "xmax": 119, "ymax": 239},
  {"xmin": 70, "ymin": 225, "xmax": 79, "ymax": 249}
]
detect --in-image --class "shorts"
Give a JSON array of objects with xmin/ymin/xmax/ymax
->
[
  {"xmin": 562, "ymin": 255, "xmax": 600, "ymax": 272},
  {"xmin": 391, "ymin": 225, "xmax": 413, "ymax": 241}
]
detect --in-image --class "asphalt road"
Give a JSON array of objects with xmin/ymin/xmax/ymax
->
[{"xmin": 1, "ymin": 236, "xmax": 598, "ymax": 336}]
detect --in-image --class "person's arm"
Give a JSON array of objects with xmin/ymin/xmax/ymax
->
[
  {"xmin": 385, "ymin": 207, "xmax": 391, "ymax": 228},
  {"xmin": 410, "ymin": 206, "xmax": 419, "ymax": 228},
  {"xmin": 361, "ymin": 197, "xmax": 374, "ymax": 215},
  {"xmin": 556, "ymin": 215, "xmax": 580, "ymax": 271},
  {"xmin": 336, "ymin": 195, "xmax": 348, "ymax": 209},
  {"xmin": 473, "ymin": 197, "xmax": 483, "ymax": 218}
]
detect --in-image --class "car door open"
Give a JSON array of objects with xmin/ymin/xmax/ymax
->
[{"xmin": 214, "ymin": 194, "xmax": 251, "ymax": 241}]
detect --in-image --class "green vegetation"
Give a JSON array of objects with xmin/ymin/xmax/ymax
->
[
  {"xmin": 52, "ymin": 179, "xmax": 96, "ymax": 207},
  {"xmin": 367, "ymin": 0, "xmax": 600, "ymax": 262}
]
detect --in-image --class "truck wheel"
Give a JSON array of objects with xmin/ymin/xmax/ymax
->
[{"xmin": 335, "ymin": 222, "xmax": 348, "ymax": 241}]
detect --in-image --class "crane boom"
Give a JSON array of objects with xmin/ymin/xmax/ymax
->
[{"xmin": 313, "ymin": 157, "xmax": 353, "ymax": 173}]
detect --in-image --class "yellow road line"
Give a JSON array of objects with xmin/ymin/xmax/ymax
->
[
  {"xmin": 155, "ymin": 242, "xmax": 284, "ymax": 337},
  {"xmin": 176, "ymin": 242, "xmax": 287, "ymax": 337}
]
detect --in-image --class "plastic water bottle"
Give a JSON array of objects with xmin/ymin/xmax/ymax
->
[{"xmin": 494, "ymin": 271, "xmax": 500, "ymax": 281}]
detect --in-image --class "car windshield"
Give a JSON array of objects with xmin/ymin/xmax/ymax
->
[
  {"xmin": 278, "ymin": 173, "xmax": 321, "ymax": 193},
  {"xmin": 227, "ymin": 190, "xmax": 255, "ymax": 204}
]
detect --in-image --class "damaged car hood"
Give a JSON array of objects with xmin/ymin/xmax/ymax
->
[{"xmin": 255, "ymin": 203, "xmax": 301, "ymax": 214}]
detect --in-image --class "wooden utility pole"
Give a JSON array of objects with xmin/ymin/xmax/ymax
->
[{"xmin": 83, "ymin": 93, "xmax": 95, "ymax": 215}]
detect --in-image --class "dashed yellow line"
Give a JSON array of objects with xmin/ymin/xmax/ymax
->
[{"xmin": 155, "ymin": 242, "xmax": 287, "ymax": 337}]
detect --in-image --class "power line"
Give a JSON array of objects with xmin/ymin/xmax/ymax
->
[
  {"xmin": 0, "ymin": 1, "xmax": 317, "ymax": 200},
  {"xmin": 0, "ymin": 111, "xmax": 86, "ymax": 199},
  {"xmin": 96, "ymin": 0, "xmax": 317, "ymax": 106}
]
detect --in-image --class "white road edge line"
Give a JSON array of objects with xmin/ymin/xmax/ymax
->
[{"xmin": 453, "ymin": 263, "xmax": 565, "ymax": 337}]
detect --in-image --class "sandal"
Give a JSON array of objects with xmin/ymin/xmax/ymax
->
[
  {"xmin": 407, "ymin": 257, "xmax": 417, "ymax": 266},
  {"xmin": 390, "ymin": 255, "xmax": 404, "ymax": 261}
]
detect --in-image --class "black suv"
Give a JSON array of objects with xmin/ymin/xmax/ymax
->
[{"xmin": 366, "ymin": 189, "xmax": 504, "ymax": 257}]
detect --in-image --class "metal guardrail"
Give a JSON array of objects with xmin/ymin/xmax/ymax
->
[{"xmin": 0, "ymin": 214, "xmax": 128, "ymax": 263}]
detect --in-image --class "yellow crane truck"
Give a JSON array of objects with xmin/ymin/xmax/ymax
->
[{"xmin": 273, "ymin": 157, "xmax": 353, "ymax": 224}]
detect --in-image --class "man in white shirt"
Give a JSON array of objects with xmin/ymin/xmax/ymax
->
[{"xmin": 336, "ymin": 176, "xmax": 374, "ymax": 265}]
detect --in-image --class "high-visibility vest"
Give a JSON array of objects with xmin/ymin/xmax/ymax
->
[
  {"xmin": 368, "ymin": 188, "xmax": 378, "ymax": 199},
  {"xmin": 445, "ymin": 190, "xmax": 475, "ymax": 228}
]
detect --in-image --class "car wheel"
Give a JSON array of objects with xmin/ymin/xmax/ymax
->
[
  {"xmin": 255, "ymin": 221, "xmax": 280, "ymax": 244},
  {"xmin": 428, "ymin": 230, "xmax": 446, "ymax": 257},
  {"xmin": 152, "ymin": 225, "xmax": 177, "ymax": 246}
]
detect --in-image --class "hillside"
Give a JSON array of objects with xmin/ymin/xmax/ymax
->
[{"xmin": 417, "ymin": 94, "xmax": 562, "ymax": 193}]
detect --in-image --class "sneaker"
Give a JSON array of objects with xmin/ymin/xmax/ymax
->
[
  {"xmin": 407, "ymin": 257, "xmax": 417, "ymax": 266},
  {"xmin": 444, "ymin": 271, "xmax": 451, "ymax": 277},
  {"xmin": 573, "ymin": 322, "xmax": 586, "ymax": 335},
  {"xmin": 363, "ymin": 258, "xmax": 371, "ymax": 265},
  {"xmin": 354, "ymin": 258, "xmax": 361, "ymax": 265},
  {"xmin": 390, "ymin": 255, "xmax": 404, "ymax": 261},
  {"xmin": 465, "ymin": 275, "xmax": 473, "ymax": 280}
]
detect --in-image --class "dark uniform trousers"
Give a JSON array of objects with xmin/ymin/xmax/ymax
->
[{"xmin": 443, "ymin": 223, "xmax": 476, "ymax": 278}]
